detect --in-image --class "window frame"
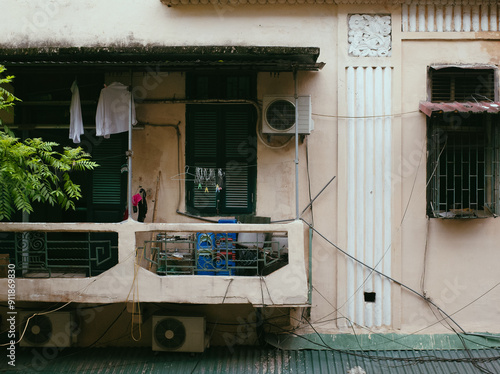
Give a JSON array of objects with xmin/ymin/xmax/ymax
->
[
  {"xmin": 185, "ymin": 104, "xmax": 257, "ymax": 216},
  {"xmin": 426, "ymin": 66, "xmax": 500, "ymax": 218},
  {"xmin": 185, "ymin": 72, "xmax": 258, "ymax": 217}
]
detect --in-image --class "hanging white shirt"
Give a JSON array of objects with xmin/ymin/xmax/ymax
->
[
  {"xmin": 95, "ymin": 82, "xmax": 137, "ymax": 138},
  {"xmin": 69, "ymin": 80, "xmax": 84, "ymax": 143}
]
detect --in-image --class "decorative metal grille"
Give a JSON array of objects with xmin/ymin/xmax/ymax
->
[{"xmin": 427, "ymin": 113, "xmax": 500, "ymax": 218}]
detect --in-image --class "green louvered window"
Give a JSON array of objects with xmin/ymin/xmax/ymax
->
[
  {"xmin": 92, "ymin": 137, "xmax": 124, "ymax": 205},
  {"xmin": 90, "ymin": 134, "xmax": 128, "ymax": 222},
  {"xmin": 186, "ymin": 105, "xmax": 257, "ymax": 215}
]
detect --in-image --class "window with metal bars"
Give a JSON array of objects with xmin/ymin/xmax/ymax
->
[{"xmin": 427, "ymin": 113, "xmax": 500, "ymax": 218}]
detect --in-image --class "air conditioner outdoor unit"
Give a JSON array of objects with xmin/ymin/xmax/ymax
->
[
  {"xmin": 262, "ymin": 95, "xmax": 314, "ymax": 135},
  {"xmin": 19, "ymin": 312, "xmax": 77, "ymax": 347},
  {"xmin": 152, "ymin": 315, "xmax": 208, "ymax": 352}
]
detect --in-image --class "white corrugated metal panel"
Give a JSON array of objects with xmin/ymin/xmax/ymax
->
[
  {"xmin": 402, "ymin": 2, "xmax": 499, "ymax": 32},
  {"xmin": 346, "ymin": 66, "xmax": 392, "ymax": 328}
]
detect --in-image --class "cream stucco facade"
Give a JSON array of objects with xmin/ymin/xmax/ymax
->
[{"xmin": 1, "ymin": 0, "xmax": 500, "ymax": 350}]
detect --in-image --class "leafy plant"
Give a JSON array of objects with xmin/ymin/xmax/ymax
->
[
  {"xmin": 0, "ymin": 65, "xmax": 19, "ymax": 110},
  {"xmin": 0, "ymin": 65, "xmax": 98, "ymax": 220}
]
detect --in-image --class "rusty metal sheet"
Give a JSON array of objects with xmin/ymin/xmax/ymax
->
[{"xmin": 419, "ymin": 101, "xmax": 500, "ymax": 117}]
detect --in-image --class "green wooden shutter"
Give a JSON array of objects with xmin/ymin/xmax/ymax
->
[
  {"xmin": 186, "ymin": 105, "xmax": 256, "ymax": 215},
  {"xmin": 190, "ymin": 109, "xmax": 218, "ymax": 211},
  {"xmin": 92, "ymin": 138, "xmax": 123, "ymax": 205},
  {"xmin": 91, "ymin": 134, "xmax": 127, "ymax": 222},
  {"xmin": 224, "ymin": 109, "xmax": 254, "ymax": 211}
]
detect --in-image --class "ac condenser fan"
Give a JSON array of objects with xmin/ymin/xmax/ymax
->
[
  {"xmin": 265, "ymin": 99, "xmax": 296, "ymax": 131},
  {"xmin": 153, "ymin": 318, "xmax": 187, "ymax": 350},
  {"xmin": 24, "ymin": 315, "xmax": 53, "ymax": 345}
]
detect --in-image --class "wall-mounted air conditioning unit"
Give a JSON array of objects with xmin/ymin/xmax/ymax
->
[
  {"xmin": 19, "ymin": 312, "xmax": 77, "ymax": 347},
  {"xmin": 152, "ymin": 315, "xmax": 208, "ymax": 352},
  {"xmin": 262, "ymin": 95, "xmax": 314, "ymax": 135}
]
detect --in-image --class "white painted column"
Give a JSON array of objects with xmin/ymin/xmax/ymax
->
[
  {"xmin": 454, "ymin": 5, "xmax": 462, "ymax": 32},
  {"xmin": 490, "ymin": 5, "xmax": 498, "ymax": 32},
  {"xmin": 402, "ymin": 4, "xmax": 409, "ymax": 32},
  {"xmin": 463, "ymin": 6, "xmax": 472, "ymax": 32},
  {"xmin": 444, "ymin": 6, "xmax": 453, "ymax": 32},
  {"xmin": 409, "ymin": 4, "xmax": 417, "ymax": 32},
  {"xmin": 472, "ymin": 5, "xmax": 480, "ymax": 31},
  {"xmin": 418, "ymin": 5, "xmax": 426, "ymax": 32},
  {"xmin": 427, "ymin": 5, "xmax": 435, "ymax": 32},
  {"xmin": 364, "ymin": 67, "xmax": 375, "ymax": 327},
  {"xmin": 481, "ymin": 5, "xmax": 489, "ymax": 31},
  {"xmin": 355, "ymin": 66, "xmax": 365, "ymax": 325},
  {"xmin": 373, "ymin": 67, "xmax": 384, "ymax": 327},
  {"xmin": 345, "ymin": 66, "xmax": 393, "ymax": 328},
  {"xmin": 436, "ymin": 6, "xmax": 444, "ymax": 32},
  {"xmin": 346, "ymin": 66, "xmax": 356, "ymax": 323},
  {"xmin": 382, "ymin": 67, "xmax": 392, "ymax": 327}
]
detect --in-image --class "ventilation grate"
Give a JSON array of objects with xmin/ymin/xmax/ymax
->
[{"xmin": 431, "ymin": 68, "xmax": 495, "ymax": 102}]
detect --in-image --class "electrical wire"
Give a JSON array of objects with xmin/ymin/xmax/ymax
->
[
  {"xmin": 1, "ymin": 247, "xmax": 138, "ymax": 347},
  {"xmin": 127, "ymin": 247, "xmax": 142, "ymax": 342},
  {"xmin": 264, "ymin": 317, "xmax": 500, "ymax": 369},
  {"xmin": 303, "ymin": 217, "xmax": 500, "ymax": 352},
  {"xmin": 420, "ymin": 218, "xmax": 430, "ymax": 296},
  {"xmin": 311, "ymin": 110, "xmax": 422, "ymax": 119},
  {"xmin": 189, "ymin": 278, "xmax": 234, "ymax": 374},
  {"xmin": 310, "ymin": 284, "xmax": 420, "ymax": 351},
  {"xmin": 302, "ymin": 218, "xmax": 469, "ymax": 335}
]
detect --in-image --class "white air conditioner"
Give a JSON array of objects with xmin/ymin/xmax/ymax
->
[
  {"xmin": 262, "ymin": 95, "xmax": 314, "ymax": 135},
  {"xmin": 19, "ymin": 312, "xmax": 77, "ymax": 347},
  {"xmin": 152, "ymin": 315, "xmax": 208, "ymax": 352}
]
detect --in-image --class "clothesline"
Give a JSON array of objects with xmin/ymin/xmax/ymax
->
[
  {"xmin": 170, "ymin": 164, "xmax": 258, "ymax": 181},
  {"xmin": 70, "ymin": 80, "xmax": 137, "ymax": 143}
]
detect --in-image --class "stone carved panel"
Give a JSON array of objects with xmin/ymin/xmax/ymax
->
[{"xmin": 348, "ymin": 14, "xmax": 392, "ymax": 57}]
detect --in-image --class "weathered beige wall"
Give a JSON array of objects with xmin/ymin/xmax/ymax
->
[
  {"xmin": 1, "ymin": 0, "xmax": 500, "ymax": 343},
  {"xmin": 399, "ymin": 38, "xmax": 500, "ymax": 333}
]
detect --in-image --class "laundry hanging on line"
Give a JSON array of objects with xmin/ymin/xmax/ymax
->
[
  {"xmin": 69, "ymin": 81, "xmax": 138, "ymax": 141},
  {"xmin": 95, "ymin": 82, "xmax": 137, "ymax": 138},
  {"xmin": 69, "ymin": 80, "xmax": 84, "ymax": 144}
]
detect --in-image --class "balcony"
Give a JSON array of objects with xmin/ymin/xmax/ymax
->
[
  {"xmin": 138, "ymin": 230, "xmax": 288, "ymax": 277},
  {"xmin": 0, "ymin": 220, "xmax": 309, "ymax": 306},
  {"xmin": 0, "ymin": 231, "xmax": 118, "ymax": 278}
]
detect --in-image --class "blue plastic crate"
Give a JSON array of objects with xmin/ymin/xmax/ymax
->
[
  {"xmin": 216, "ymin": 219, "xmax": 237, "ymax": 245},
  {"xmin": 196, "ymin": 233, "xmax": 215, "ymax": 250}
]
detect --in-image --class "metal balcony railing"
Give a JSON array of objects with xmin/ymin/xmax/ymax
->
[
  {"xmin": 0, "ymin": 232, "xmax": 118, "ymax": 278},
  {"xmin": 138, "ymin": 231, "xmax": 288, "ymax": 277}
]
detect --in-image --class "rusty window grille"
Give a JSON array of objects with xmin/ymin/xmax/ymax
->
[{"xmin": 427, "ymin": 113, "xmax": 500, "ymax": 218}]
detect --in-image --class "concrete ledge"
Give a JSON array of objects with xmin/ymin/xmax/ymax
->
[{"xmin": 0, "ymin": 220, "xmax": 308, "ymax": 306}]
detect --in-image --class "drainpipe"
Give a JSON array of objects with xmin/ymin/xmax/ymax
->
[
  {"xmin": 308, "ymin": 227, "xmax": 313, "ymax": 304},
  {"xmin": 294, "ymin": 69, "xmax": 299, "ymax": 221},
  {"xmin": 128, "ymin": 73, "xmax": 133, "ymax": 219}
]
